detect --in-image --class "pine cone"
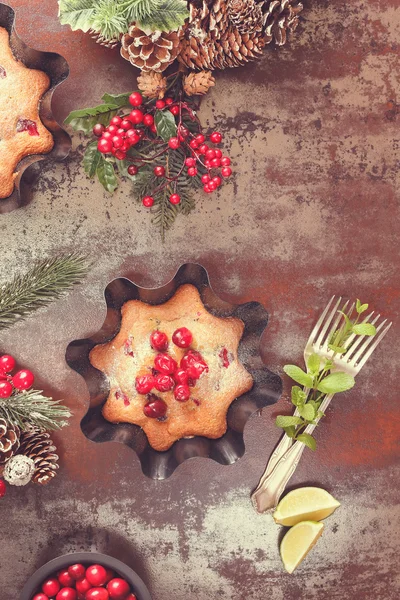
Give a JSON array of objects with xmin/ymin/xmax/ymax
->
[
  {"xmin": 227, "ymin": 0, "xmax": 264, "ymax": 34},
  {"xmin": 18, "ymin": 427, "xmax": 59, "ymax": 485},
  {"xmin": 89, "ymin": 29, "xmax": 120, "ymax": 49},
  {"xmin": 0, "ymin": 418, "xmax": 20, "ymax": 465},
  {"xmin": 137, "ymin": 71, "xmax": 167, "ymax": 99},
  {"xmin": 121, "ymin": 25, "xmax": 183, "ymax": 72},
  {"xmin": 184, "ymin": 71, "xmax": 216, "ymax": 96},
  {"xmin": 263, "ymin": 0, "xmax": 303, "ymax": 46},
  {"xmin": 178, "ymin": 0, "xmax": 266, "ymax": 71}
]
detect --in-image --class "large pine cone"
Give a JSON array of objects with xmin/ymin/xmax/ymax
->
[
  {"xmin": 262, "ymin": 0, "xmax": 303, "ymax": 46},
  {"xmin": 178, "ymin": 0, "xmax": 266, "ymax": 71},
  {"xmin": 18, "ymin": 427, "xmax": 59, "ymax": 485},
  {"xmin": 227, "ymin": 0, "xmax": 264, "ymax": 34},
  {"xmin": 0, "ymin": 418, "xmax": 20, "ymax": 465},
  {"xmin": 121, "ymin": 25, "xmax": 183, "ymax": 72}
]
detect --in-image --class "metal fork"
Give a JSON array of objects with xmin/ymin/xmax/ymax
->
[{"xmin": 251, "ymin": 298, "xmax": 392, "ymax": 513}]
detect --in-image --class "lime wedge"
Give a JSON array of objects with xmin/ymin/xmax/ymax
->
[
  {"xmin": 273, "ymin": 486, "xmax": 340, "ymax": 526},
  {"xmin": 280, "ymin": 520, "xmax": 324, "ymax": 573}
]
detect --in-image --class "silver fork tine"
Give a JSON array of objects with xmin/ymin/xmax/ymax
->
[
  {"xmin": 343, "ymin": 312, "xmax": 379, "ymax": 358},
  {"xmin": 356, "ymin": 322, "xmax": 392, "ymax": 369},
  {"xmin": 307, "ymin": 295, "xmax": 336, "ymax": 346},
  {"xmin": 321, "ymin": 300, "xmax": 350, "ymax": 350},
  {"xmin": 349, "ymin": 319, "xmax": 389, "ymax": 366},
  {"xmin": 314, "ymin": 297, "xmax": 342, "ymax": 348}
]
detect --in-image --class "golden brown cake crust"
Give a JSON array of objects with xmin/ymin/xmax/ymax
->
[
  {"xmin": 89, "ymin": 284, "xmax": 254, "ymax": 451},
  {"xmin": 0, "ymin": 27, "xmax": 54, "ymax": 198}
]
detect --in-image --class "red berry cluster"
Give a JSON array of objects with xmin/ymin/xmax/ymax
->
[
  {"xmin": 121, "ymin": 327, "xmax": 208, "ymax": 419},
  {"xmin": 33, "ymin": 563, "xmax": 136, "ymax": 600},
  {"xmin": 186, "ymin": 132, "xmax": 231, "ymax": 194},
  {"xmin": 0, "ymin": 354, "xmax": 34, "ymax": 398}
]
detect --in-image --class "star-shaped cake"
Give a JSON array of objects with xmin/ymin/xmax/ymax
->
[{"xmin": 89, "ymin": 284, "xmax": 254, "ymax": 451}]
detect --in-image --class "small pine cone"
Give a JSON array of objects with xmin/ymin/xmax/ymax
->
[
  {"xmin": 227, "ymin": 0, "xmax": 264, "ymax": 34},
  {"xmin": 184, "ymin": 71, "xmax": 216, "ymax": 96},
  {"xmin": 89, "ymin": 29, "xmax": 120, "ymax": 49},
  {"xmin": 121, "ymin": 25, "xmax": 183, "ymax": 72},
  {"xmin": 263, "ymin": 0, "xmax": 304, "ymax": 46},
  {"xmin": 0, "ymin": 418, "xmax": 20, "ymax": 465},
  {"xmin": 137, "ymin": 71, "xmax": 167, "ymax": 99},
  {"xmin": 18, "ymin": 427, "xmax": 59, "ymax": 485}
]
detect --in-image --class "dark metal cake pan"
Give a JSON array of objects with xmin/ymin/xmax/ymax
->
[
  {"xmin": 0, "ymin": 3, "xmax": 71, "ymax": 213},
  {"xmin": 66, "ymin": 263, "xmax": 282, "ymax": 480}
]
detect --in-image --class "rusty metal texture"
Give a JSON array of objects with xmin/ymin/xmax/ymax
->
[{"xmin": 0, "ymin": 0, "xmax": 399, "ymax": 599}]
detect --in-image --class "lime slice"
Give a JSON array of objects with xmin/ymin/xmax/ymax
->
[
  {"xmin": 280, "ymin": 520, "xmax": 324, "ymax": 573},
  {"xmin": 273, "ymin": 487, "xmax": 340, "ymax": 526}
]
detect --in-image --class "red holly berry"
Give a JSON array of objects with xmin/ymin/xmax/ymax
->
[
  {"xmin": 173, "ymin": 369, "xmax": 189, "ymax": 385},
  {"xmin": 150, "ymin": 331, "xmax": 169, "ymax": 351},
  {"xmin": 212, "ymin": 176, "xmax": 222, "ymax": 187},
  {"xmin": 0, "ymin": 355, "xmax": 15, "ymax": 373},
  {"xmin": 189, "ymin": 139, "xmax": 199, "ymax": 149},
  {"xmin": 174, "ymin": 384, "xmax": 190, "ymax": 402},
  {"xmin": 75, "ymin": 578, "xmax": 91, "ymax": 595},
  {"xmin": 179, "ymin": 126, "xmax": 189, "ymax": 138},
  {"xmin": 208, "ymin": 180, "xmax": 217, "ymax": 191},
  {"xmin": 221, "ymin": 166, "xmax": 232, "ymax": 178},
  {"xmin": 110, "ymin": 116, "xmax": 122, "ymax": 127},
  {"xmin": 129, "ymin": 109, "xmax": 143, "ymax": 124},
  {"xmin": 0, "ymin": 480, "xmax": 6, "ymax": 498},
  {"xmin": 150, "ymin": 124, "xmax": 157, "ymax": 134},
  {"xmin": 168, "ymin": 137, "xmax": 180, "ymax": 149},
  {"xmin": 154, "ymin": 374, "xmax": 175, "ymax": 392},
  {"xmin": 169, "ymin": 193, "xmax": 181, "ymax": 204},
  {"xmin": 85, "ymin": 589, "xmax": 108, "ymax": 600},
  {"xmin": 210, "ymin": 158, "xmax": 221, "ymax": 168},
  {"xmin": 203, "ymin": 185, "xmax": 212, "ymax": 193},
  {"xmin": 205, "ymin": 149, "xmax": 216, "ymax": 160},
  {"xmin": 107, "ymin": 579, "xmax": 131, "ymax": 600},
  {"xmin": 170, "ymin": 105, "xmax": 179, "ymax": 116},
  {"xmin": 155, "ymin": 99, "xmax": 166, "ymax": 109},
  {"xmin": 143, "ymin": 114, "xmax": 154, "ymax": 126},
  {"xmin": 129, "ymin": 92, "xmax": 143, "ymax": 106},
  {"xmin": 142, "ymin": 196, "xmax": 154, "ymax": 207},
  {"xmin": 154, "ymin": 353, "xmax": 177, "ymax": 374},
  {"xmin": 125, "ymin": 595, "xmax": 137, "ymax": 600},
  {"xmin": 201, "ymin": 174, "xmax": 211, "ymax": 184},
  {"xmin": 172, "ymin": 327, "xmax": 193, "ymax": 348},
  {"xmin": 221, "ymin": 156, "xmax": 231, "ymax": 166},
  {"xmin": 86, "ymin": 565, "xmax": 108, "ymax": 587},
  {"xmin": 153, "ymin": 166, "xmax": 165, "ymax": 177},
  {"xmin": 185, "ymin": 157, "xmax": 196, "ymax": 167},
  {"xmin": 114, "ymin": 150, "xmax": 126, "ymax": 161},
  {"xmin": 210, "ymin": 131, "xmax": 222, "ymax": 143},
  {"xmin": 187, "ymin": 167, "xmax": 197, "ymax": 177},
  {"xmin": 120, "ymin": 119, "xmax": 132, "ymax": 130},
  {"xmin": 93, "ymin": 124, "xmax": 105, "ymax": 137},
  {"xmin": 215, "ymin": 148, "xmax": 222, "ymax": 158},
  {"xmin": 42, "ymin": 578, "xmax": 61, "ymax": 597},
  {"xmin": 58, "ymin": 569, "xmax": 75, "ymax": 588},
  {"xmin": 68, "ymin": 564, "xmax": 86, "ymax": 581},
  {"xmin": 198, "ymin": 144, "xmax": 208, "ymax": 155},
  {"xmin": 195, "ymin": 134, "xmax": 205, "ymax": 144},
  {"xmin": 98, "ymin": 138, "xmax": 112, "ymax": 154},
  {"xmin": 56, "ymin": 588, "xmax": 77, "ymax": 600},
  {"xmin": 32, "ymin": 595, "xmax": 49, "ymax": 600},
  {"xmin": 128, "ymin": 165, "xmax": 138, "ymax": 176},
  {"xmin": 143, "ymin": 395, "xmax": 168, "ymax": 419},
  {"xmin": 135, "ymin": 374, "xmax": 155, "ymax": 395},
  {"xmin": 126, "ymin": 130, "xmax": 140, "ymax": 145},
  {"xmin": 112, "ymin": 136, "xmax": 124, "ymax": 149},
  {"xmin": 12, "ymin": 369, "xmax": 34, "ymax": 390},
  {"xmin": 165, "ymin": 97, "xmax": 174, "ymax": 105},
  {"xmin": 116, "ymin": 128, "xmax": 125, "ymax": 136}
]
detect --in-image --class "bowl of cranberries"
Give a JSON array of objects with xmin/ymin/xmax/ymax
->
[{"xmin": 20, "ymin": 552, "xmax": 152, "ymax": 600}]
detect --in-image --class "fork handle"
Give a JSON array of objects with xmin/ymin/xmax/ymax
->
[{"xmin": 252, "ymin": 393, "xmax": 334, "ymax": 513}]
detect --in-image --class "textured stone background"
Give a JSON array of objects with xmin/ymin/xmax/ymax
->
[{"xmin": 1, "ymin": 0, "xmax": 400, "ymax": 598}]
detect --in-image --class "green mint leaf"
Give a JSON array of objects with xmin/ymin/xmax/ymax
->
[
  {"xmin": 356, "ymin": 299, "xmax": 369, "ymax": 314},
  {"xmin": 134, "ymin": 0, "xmax": 190, "ymax": 33},
  {"xmin": 296, "ymin": 433, "xmax": 317, "ymax": 451},
  {"xmin": 283, "ymin": 365, "xmax": 313, "ymax": 388},
  {"xmin": 96, "ymin": 160, "xmax": 118, "ymax": 193},
  {"xmin": 316, "ymin": 410, "xmax": 325, "ymax": 418},
  {"xmin": 101, "ymin": 92, "xmax": 131, "ymax": 107},
  {"xmin": 58, "ymin": 0, "xmax": 96, "ymax": 32},
  {"xmin": 317, "ymin": 372, "xmax": 355, "ymax": 394},
  {"xmin": 323, "ymin": 359, "xmax": 333, "ymax": 372},
  {"xmin": 352, "ymin": 323, "xmax": 376, "ymax": 336},
  {"xmin": 276, "ymin": 415, "xmax": 304, "ymax": 428},
  {"xmin": 283, "ymin": 426, "xmax": 296, "ymax": 439},
  {"xmin": 83, "ymin": 141, "xmax": 102, "ymax": 178},
  {"xmin": 298, "ymin": 403, "xmax": 316, "ymax": 421},
  {"xmin": 307, "ymin": 353, "xmax": 321, "ymax": 375},
  {"xmin": 64, "ymin": 103, "xmax": 119, "ymax": 134},
  {"xmin": 155, "ymin": 109, "xmax": 177, "ymax": 142},
  {"xmin": 291, "ymin": 385, "xmax": 307, "ymax": 407},
  {"xmin": 328, "ymin": 344, "xmax": 347, "ymax": 354}
]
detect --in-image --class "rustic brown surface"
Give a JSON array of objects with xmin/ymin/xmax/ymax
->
[{"xmin": 1, "ymin": 0, "xmax": 400, "ymax": 598}]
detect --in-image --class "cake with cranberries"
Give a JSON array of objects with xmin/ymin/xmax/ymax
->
[
  {"xmin": 0, "ymin": 27, "xmax": 54, "ymax": 198},
  {"xmin": 89, "ymin": 284, "xmax": 254, "ymax": 451}
]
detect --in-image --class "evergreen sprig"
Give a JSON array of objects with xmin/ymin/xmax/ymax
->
[
  {"xmin": 276, "ymin": 300, "xmax": 377, "ymax": 450},
  {"xmin": 0, "ymin": 389, "xmax": 71, "ymax": 431},
  {"xmin": 0, "ymin": 254, "xmax": 90, "ymax": 330}
]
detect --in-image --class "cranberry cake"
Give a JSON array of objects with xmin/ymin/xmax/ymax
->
[
  {"xmin": 0, "ymin": 27, "xmax": 54, "ymax": 198},
  {"xmin": 89, "ymin": 284, "xmax": 254, "ymax": 451}
]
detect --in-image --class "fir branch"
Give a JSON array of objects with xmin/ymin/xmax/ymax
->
[
  {"xmin": 0, "ymin": 254, "xmax": 90, "ymax": 331},
  {"xmin": 0, "ymin": 389, "xmax": 71, "ymax": 431}
]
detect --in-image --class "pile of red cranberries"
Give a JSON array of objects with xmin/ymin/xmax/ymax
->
[
  {"xmin": 32, "ymin": 563, "xmax": 137, "ymax": 600},
  {"xmin": 0, "ymin": 354, "xmax": 34, "ymax": 398}
]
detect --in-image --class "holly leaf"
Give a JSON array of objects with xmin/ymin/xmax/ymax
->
[
  {"xmin": 317, "ymin": 372, "xmax": 355, "ymax": 394},
  {"xmin": 102, "ymin": 92, "xmax": 131, "ymax": 107},
  {"xmin": 83, "ymin": 141, "xmax": 102, "ymax": 178},
  {"xmin": 155, "ymin": 109, "xmax": 177, "ymax": 142},
  {"xmin": 291, "ymin": 385, "xmax": 307, "ymax": 407},
  {"xmin": 356, "ymin": 299, "xmax": 369, "ymax": 314},
  {"xmin": 58, "ymin": 0, "xmax": 96, "ymax": 32},
  {"xmin": 96, "ymin": 160, "xmax": 118, "ymax": 193},
  {"xmin": 307, "ymin": 353, "xmax": 321, "ymax": 375},
  {"xmin": 283, "ymin": 365, "xmax": 313, "ymax": 388},
  {"xmin": 276, "ymin": 415, "xmax": 304, "ymax": 428},
  {"xmin": 298, "ymin": 403, "xmax": 316, "ymax": 422},
  {"xmin": 64, "ymin": 103, "xmax": 119, "ymax": 134},
  {"xmin": 297, "ymin": 433, "xmax": 317, "ymax": 451},
  {"xmin": 352, "ymin": 323, "xmax": 376, "ymax": 336}
]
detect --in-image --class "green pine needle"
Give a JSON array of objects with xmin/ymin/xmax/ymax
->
[
  {"xmin": 0, "ymin": 389, "xmax": 72, "ymax": 431},
  {"xmin": 0, "ymin": 254, "xmax": 90, "ymax": 330}
]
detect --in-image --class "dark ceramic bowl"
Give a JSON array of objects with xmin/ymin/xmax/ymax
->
[
  {"xmin": 20, "ymin": 552, "xmax": 152, "ymax": 600},
  {"xmin": 66, "ymin": 263, "xmax": 282, "ymax": 480},
  {"xmin": 0, "ymin": 3, "xmax": 71, "ymax": 213}
]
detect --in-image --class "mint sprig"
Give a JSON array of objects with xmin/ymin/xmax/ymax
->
[{"xmin": 276, "ymin": 300, "xmax": 376, "ymax": 449}]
